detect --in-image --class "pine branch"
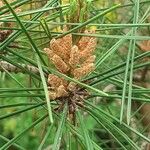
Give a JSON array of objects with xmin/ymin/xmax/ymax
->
[{"xmin": 0, "ymin": 61, "xmax": 40, "ymax": 74}]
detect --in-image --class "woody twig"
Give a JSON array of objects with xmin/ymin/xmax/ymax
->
[{"xmin": 0, "ymin": 61, "xmax": 40, "ymax": 74}]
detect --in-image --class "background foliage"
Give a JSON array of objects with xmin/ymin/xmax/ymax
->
[{"xmin": 0, "ymin": 0, "xmax": 150, "ymax": 149}]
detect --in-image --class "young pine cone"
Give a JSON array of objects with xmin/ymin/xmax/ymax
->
[{"xmin": 45, "ymin": 30, "xmax": 97, "ymax": 99}]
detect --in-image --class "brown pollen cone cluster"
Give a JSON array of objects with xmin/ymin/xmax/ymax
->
[
  {"xmin": 139, "ymin": 40, "xmax": 150, "ymax": 62},
  {"xmin": 0, "ymin": 1, "xmax": 21, "ymax": 42},
  {"xmin": 44, "ymin": 30, "xmax": 97, "ymax": 100},
  {"xmin": 139, "ymin": 40, "xmax": 150, "ymax": 52}
]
